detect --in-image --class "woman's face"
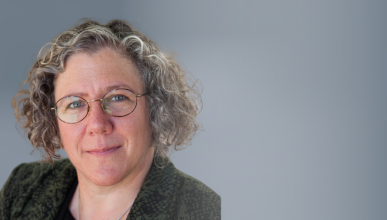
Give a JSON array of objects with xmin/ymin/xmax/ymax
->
[{"xmin": 54, "ymin": 47, "xmax": 153, "ymax": 186}]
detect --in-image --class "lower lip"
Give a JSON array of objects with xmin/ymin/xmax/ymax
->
[{"xmin": 87, "ymin": 146, "xmax": 121, "ymax": 157}]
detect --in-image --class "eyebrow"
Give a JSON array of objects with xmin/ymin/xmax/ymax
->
[
  {"xmin": 105, "ymin": 83, "xmax": 137, "ymax": 94},
  {"xmin": 59, "ymin": 83, "xmax": 138, "ymax": 100}
]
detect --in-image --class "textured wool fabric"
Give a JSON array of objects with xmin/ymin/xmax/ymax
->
[{"xmin": 0, "ymin": 157, "xmax": 220, "ymax": 220}]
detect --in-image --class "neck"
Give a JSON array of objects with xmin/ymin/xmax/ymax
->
[{"xmin": 70, "ymin": 148, "xmax": 154, "ymax": 219}]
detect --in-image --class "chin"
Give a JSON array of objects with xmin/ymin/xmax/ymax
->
[
  {"xmin": 89, "ymin": 168, "xmax": 129, "ymax": 186},
  {"xmin": 91, "ymin": 177, "xmax": 123, "ymax": 187},
  {"xmin": 81, "ymin": 161, "xmax": 132, "ymax": 186}
]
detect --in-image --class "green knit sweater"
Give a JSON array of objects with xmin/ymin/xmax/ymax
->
[{"xmin": 0, "ymin": 158, "xmax": 220, "ymax": 220}]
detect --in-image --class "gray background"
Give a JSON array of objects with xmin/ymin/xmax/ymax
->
[{"xmin": 0, "ymin": 0, "xmax": 386, "ymax": 219}]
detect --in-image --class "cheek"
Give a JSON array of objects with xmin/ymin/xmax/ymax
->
[
  {"xmin": 116, "ymin": 117, "xmax": 143, "ymax": 143},
  {"xmin": 116, "ymin": 113, "xmax": 152, "ymax": 149},
  {"xmin": 58, "ymin": 122, "xmax": 86, "ymax": 155}
]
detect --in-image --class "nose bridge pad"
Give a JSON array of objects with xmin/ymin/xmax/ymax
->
[
  {"xmin": 101, "ymin": 102, "xmax": 107, "ymax": 114},
  {"xmin": 87, "ymin": 99, "xmax": 103, "ymax": 113},
  {"xmin": 101, "ymin": 101, "xmax": 113, "ymax": 115}
]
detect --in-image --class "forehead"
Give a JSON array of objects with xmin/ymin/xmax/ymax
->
[{"xmin": 54, "ymin": 48, "xmax": 143, "ymax": 100}]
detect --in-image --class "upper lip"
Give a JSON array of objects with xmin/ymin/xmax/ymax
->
[{"xmin": 86, "ymin": 146, "xmax": 120, "ymax": 152}]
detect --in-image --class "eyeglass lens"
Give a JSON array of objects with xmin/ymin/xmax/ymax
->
[{"xmin": 55, "ymin": 89, "xmax": 137, "ymax": 123}]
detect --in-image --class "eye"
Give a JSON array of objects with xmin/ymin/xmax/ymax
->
[
  {"xmin": 67, "ymin": 101, "xmax": 85, "ymax": 109},
  {"xmin": 110, "ymin": 95, "xmax": 127, "ymax": 101}
]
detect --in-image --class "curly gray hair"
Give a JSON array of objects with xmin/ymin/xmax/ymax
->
[{"xmin": 12, "ymin": 19, "xmax": 201, "ymax": 164}]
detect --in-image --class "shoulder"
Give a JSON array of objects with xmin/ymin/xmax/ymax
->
[
  {"xmin": 170, "ymin": 167, "xmax": 221, "ymax": 219},
  {"xmin": 6, "ymin": 159, "xmax": 72, "ymax": 182},
  {"xmin": 2, "ymin": 159, "xmax": 73, "ymax": 191},
  {"xmin": 174, "ymin": 168, "xmax": 220, "ymax": 201},
  {"xmin": 0, "ymin": 159, "xmax": 76, "ymax": 219}
]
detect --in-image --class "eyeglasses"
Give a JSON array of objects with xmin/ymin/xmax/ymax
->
[{"xmin": 51, "ymin": 89, "xmax": 148, "ymax": 124}]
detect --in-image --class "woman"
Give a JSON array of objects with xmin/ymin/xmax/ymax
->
[{"xmin": 0, "ymin": 19, "xmax": 220, "ymax": 220}]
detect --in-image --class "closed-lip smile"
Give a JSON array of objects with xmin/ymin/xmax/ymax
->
[{"xmin": 86, "ymin": 146, "xmax": 121, "ymax": 156}]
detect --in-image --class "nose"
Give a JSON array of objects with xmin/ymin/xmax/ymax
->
[{"xmin": 85, "ymin": 100, "xmax": 113, "ymax": 136}]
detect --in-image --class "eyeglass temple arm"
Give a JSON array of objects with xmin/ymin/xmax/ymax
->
[{"xmin": 136, "ymin": 93, "xmax": 148, "ymax": 97}]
